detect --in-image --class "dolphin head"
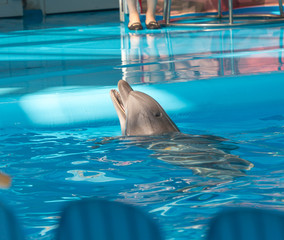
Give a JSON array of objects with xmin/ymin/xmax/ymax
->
[{"xmin": 110, "ymin": 80, "xmax": 180, "ymax": 136}]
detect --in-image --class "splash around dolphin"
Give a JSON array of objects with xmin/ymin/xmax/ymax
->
[{"xmin": 110, "ymin": 80, "xmax": 179, "ymax": 136}]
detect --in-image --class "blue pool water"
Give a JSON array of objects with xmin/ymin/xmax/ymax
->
[{"xmin": 0, "ymin": 9, "xmax": 284, "ymax": 240}]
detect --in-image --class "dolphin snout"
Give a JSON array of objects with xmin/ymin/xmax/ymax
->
[{"xmin": 118, "ymin": 80, "xmax": 133, "ymax": 105}]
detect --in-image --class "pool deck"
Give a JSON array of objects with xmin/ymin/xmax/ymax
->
[{"xmin": 1, "ymin": 10, "xmax": 284, "ymax": 129}]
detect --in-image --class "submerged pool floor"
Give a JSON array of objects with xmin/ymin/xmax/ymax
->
[{"xmin": 0, "ymin": 9, "xmax": 284, "ymax": 240}]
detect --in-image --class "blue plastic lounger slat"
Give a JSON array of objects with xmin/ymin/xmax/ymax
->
[
  {"xmin": 57, "ymin": 198, "xmax": 163, "ymax": 240},
  {"xmin": 0, "ymin": 202, "xmax": 24, "ymax": 240},
  {"xmin": 207, "ymin": 207, "xmax": 284, "ymax": 240}
]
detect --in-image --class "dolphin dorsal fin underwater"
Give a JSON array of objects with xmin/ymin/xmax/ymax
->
[{"xmin": 110, "ymin": 80, "xmax": 180, "ymax": 136}]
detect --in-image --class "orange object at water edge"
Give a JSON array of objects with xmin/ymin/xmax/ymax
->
[
  {"xmin": 141, "ymin": 0, "xmax": 279, "ymax": 15},
  {"xmin": 0, "ymin": 172, "xmax": 11, "ymax": 189}
]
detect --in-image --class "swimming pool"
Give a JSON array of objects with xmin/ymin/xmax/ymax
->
[{"xmin": 0, "ymin": 10, "xmax": 284, "ymax": 240}]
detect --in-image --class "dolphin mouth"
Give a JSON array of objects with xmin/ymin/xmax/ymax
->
[
  {"xmin": 110, "ymin": 80, "xmax": 134, "ymax": 134},
  {"xmin": 110, "ymin": 80, "xmax": 134, "ymax": 114},
  {"xmin": 110, "ymin": 89, "xmax": 125, "ymax": 114}
]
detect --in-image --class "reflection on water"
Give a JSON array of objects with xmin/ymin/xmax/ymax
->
[
  {"xmin": 121, "ymin": 27, "xmax": 284, "ymax": 84},
  {"xmin": 94, "ymin": 133, "xmax": 254, "ymax": 180}
]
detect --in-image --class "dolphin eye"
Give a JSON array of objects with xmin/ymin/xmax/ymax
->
[{"xmin": 154, "ymin": 112, "xmax": 162, "ymax": 118}]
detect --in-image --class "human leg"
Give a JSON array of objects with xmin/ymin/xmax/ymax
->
[
  {"xmin": 145, "ymin": 0, "xmax": 157, "ymax": 24},
  {"xmin": 127, "ymin": 0, "xmax": 141, "ymax": 26}
]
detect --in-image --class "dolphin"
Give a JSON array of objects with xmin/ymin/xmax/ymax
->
[
  {"xmin": 110, "ymin": 80, "xmax": 179, "ymax": 136},
  {"xmin": 108, "ymin": 80, "xmax": 253, "ymax": 180}
]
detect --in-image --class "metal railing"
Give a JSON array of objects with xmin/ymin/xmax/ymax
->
[{"xmin": 161, "ymin": 0, "xmax": 284, "ymax": 27}]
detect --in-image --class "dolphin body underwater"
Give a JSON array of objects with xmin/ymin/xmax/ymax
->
[{"xmin": 109, "ymin": 80, "xmax": 253, "ymax": 180}]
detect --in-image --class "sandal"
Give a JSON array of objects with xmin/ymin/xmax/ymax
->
[
  {"xmin": 128, "ymin": 22, "xmax": 143, "ymax": 30},
  {"xmin": 146, "ymin": 21, "xmax": 161, "ymax": 29}
]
